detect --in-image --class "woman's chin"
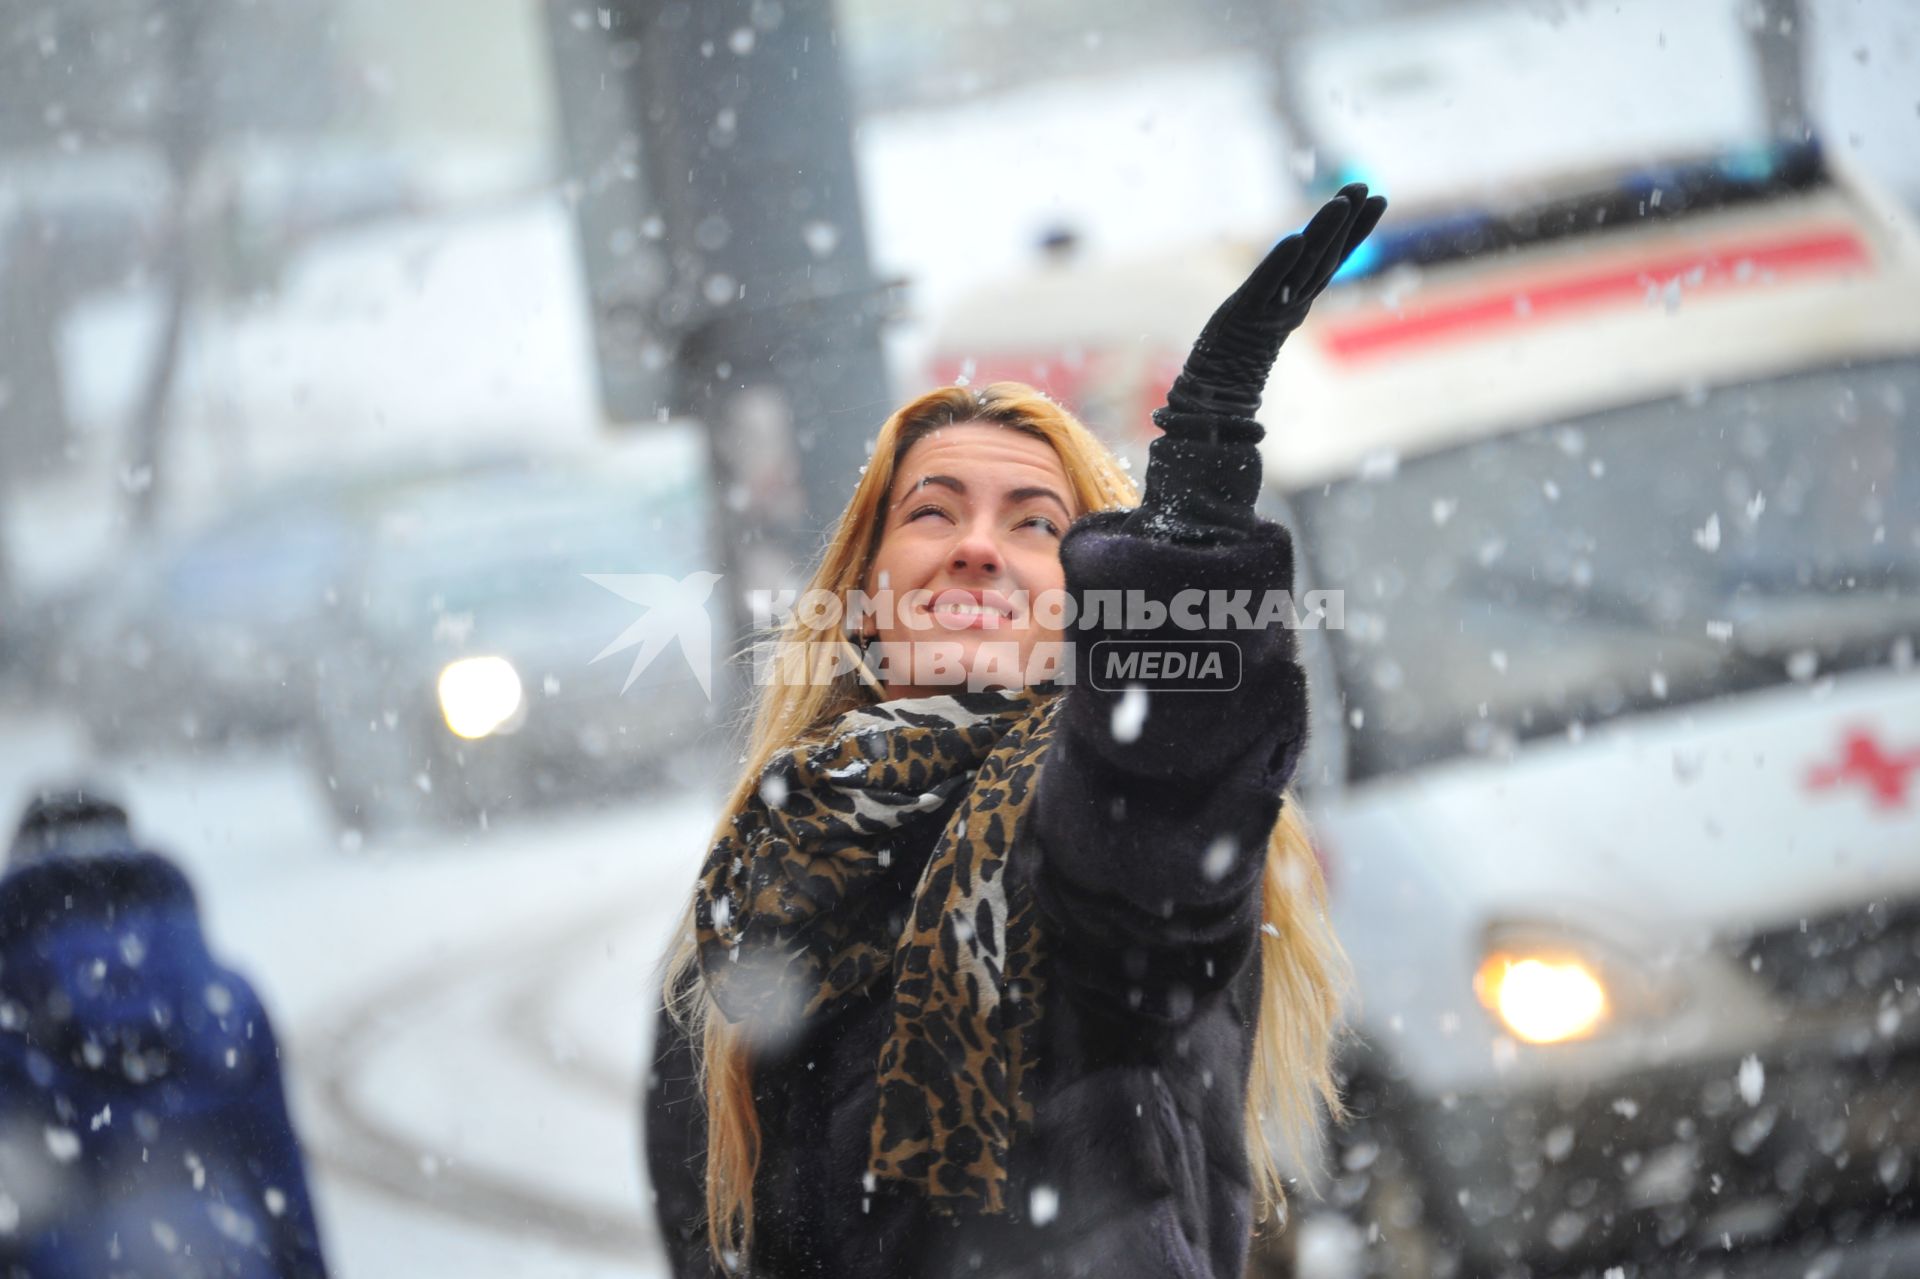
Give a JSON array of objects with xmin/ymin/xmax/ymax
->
[{"xmin": 869, "ymin": 635, "xmax": 1064, "ymax": 698}]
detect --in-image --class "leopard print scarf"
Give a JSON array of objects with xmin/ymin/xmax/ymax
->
[{"xmin": 694, "ymin": 684, "xmax": 1061, "ymax": 1215}]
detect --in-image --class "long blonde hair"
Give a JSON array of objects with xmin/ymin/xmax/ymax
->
[{"xmin": 658, "ymin": 382, "xmax": 1350, "ymax": 1266}]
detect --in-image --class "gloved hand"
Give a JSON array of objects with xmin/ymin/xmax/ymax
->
[{"xmin": 1124, "ymin": 183, "xmax": 1387, "ymax": 544}]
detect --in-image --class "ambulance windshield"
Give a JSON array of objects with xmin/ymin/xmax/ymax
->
[{"xmin": 1296, "ymin": 356, "xmax": 1920, "ymax": 781}]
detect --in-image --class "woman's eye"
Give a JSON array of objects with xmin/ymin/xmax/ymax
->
[
  {"xmin": 907, "ymin": 505, "xmax": 949, "ymax": 523},
  {"xmin": 1020, "ymin": 516, "xmax": 1061, "ymax": 535}
]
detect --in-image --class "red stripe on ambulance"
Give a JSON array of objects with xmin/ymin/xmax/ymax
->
[{"xmin": 1322, "ymin": 227, "xmax": 1872, "ymax": 362}]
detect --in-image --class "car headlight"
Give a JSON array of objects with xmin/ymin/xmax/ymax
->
[
  {"xmin": 1475, "ymin": 950, "xmax": 1610, "ymax": 1045},
  {"xmin": 437, "ymin": 656, "xmax": 523, "ymax": 740}
]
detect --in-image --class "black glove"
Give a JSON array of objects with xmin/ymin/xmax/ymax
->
[{"xmin": 1124, "ymin": 183, "xmax": 1387, "ymax": 544}]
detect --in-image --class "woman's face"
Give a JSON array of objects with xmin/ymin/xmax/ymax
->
[{"xmin": 862, "ymin": 422, "xmax": 1076, "ymax": 699}]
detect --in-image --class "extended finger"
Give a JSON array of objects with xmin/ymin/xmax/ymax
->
[
  {"xmin": 1328, "ymin": 195, "xmax": 1389, "ymax": 277},
  {"xmin": 1349, "ymin": 194, "xmax": 1388, "ymax": 254},
  {"xmin": 1302, "ymin": 193, "xmax": 1389, "ymax": 297},
  {"xmin": 1286, "ymin": 190, "xmax": 1365, "ymax": 300},
  {"xmin": 1297, "ymin": 189, "xmax": 1362, "ymax": 259}
]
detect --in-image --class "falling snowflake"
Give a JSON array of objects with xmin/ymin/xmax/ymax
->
[
  {"xmin": 1201, "ymin": 837, "xmax": 1238, "ymax": 883},
  {"xmin": 802, "ymin": 221, "xmax": 840, "ymax": 258},
  {"xmin": 1110, "ymin": 686, "xmax": 1148, "ymax": 744}
]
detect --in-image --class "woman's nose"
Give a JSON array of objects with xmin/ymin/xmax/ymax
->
[{"xmin": 949, "ymin": 522, "xmax": 1002, "ymax": 575}]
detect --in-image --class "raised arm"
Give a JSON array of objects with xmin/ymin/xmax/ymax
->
[{"xmin": 1033, "ymin": 185, "xmax": 1385, "ymax": 1026}]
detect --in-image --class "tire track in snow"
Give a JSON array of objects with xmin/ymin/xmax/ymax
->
[{"xmin": 302, "ymin": 899, "xmax": 658, "ymax": 1263}]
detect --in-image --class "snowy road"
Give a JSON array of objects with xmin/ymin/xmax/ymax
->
[
  {"xmin": 0, "ymin": 703, "xmax": 712, "ymax": 1277},
  {"xmin": 9, "ymin": 698, "xmax": 1920, "ymax": 1279}
]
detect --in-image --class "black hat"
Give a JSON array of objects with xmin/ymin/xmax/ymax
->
[{"xmin": 8, "ymin": 783, "xmax": 134, "ymax": 866}]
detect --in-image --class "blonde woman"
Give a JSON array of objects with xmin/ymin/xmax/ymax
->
[{"xmin": 647, "ymin": 185, "xmax": 1387, "ymax": 1278}]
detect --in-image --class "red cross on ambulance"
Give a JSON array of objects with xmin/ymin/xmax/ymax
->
[{"xmin": 1805, "ymin": 726, "xmax": 1920, "ymax": 812}]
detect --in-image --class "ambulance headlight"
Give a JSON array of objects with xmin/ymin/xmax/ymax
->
[
  {"xmin": 1475, "ymin": 949, "xmax": 1610, "ymax": 1045},
  {"xmin": 1473, "ymin": 923, "xmax": 1675, "ymax": 1047}
]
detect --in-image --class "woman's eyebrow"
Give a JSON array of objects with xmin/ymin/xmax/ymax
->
[
  {"xmin": 901, "ymin": 475, "xmax": 1070, "ymax": 514},
  {"xmin": 1007, "ymin": 485, "xmax": 1071, "ymax": 514},
  {"xmin": 906, "ymin": 474, "xmax": 967, "ymax": 498}
]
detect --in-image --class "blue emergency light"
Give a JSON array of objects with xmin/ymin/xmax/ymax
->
[{"xmin": 1323, "ymin": 137, "xmax": 1827, "ymax": 286}]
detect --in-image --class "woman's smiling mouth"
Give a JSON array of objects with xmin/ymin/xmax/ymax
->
[{"xmin": 924, "ymin": 590, "xmax": 1016, "ymax": 630}]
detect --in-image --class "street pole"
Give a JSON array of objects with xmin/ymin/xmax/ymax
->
[
  {"xmin": 546, "ymin": 0, "xmax": 894, "ymax": 716},
  {"xmin": 1746, "ymin": 0, "xmax": 1809, "ymax": 145}
]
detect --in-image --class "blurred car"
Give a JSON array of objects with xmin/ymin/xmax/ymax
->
[
  {"xmin": 306, "ymin": 452, "xmax": 720, "ymax": 834},
  {"xmin": 928, "ymin": 136, "xmax": 1920, "ymax": 1277},
  {"xmin": 63, "ymin": 482, "xmax": 360, "ymax": 749},
  {"xmin": 61, "ymin": 459, "xmax": 517, "ymax": 751}
]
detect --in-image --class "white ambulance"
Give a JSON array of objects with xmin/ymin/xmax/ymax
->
[{"xmin": 926, "ymin": 113, "xmax": 1920, "ymax": 1279}]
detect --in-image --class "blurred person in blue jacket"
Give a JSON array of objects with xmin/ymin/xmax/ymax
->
[{"xmin": 0, "ymin": 785, "xmax": 328, "ymax": 1278}]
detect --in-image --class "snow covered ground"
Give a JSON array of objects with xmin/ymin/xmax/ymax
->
[{"xmin": 0, "ymin": 703, "xmax": 712, "ymax": 1277}]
